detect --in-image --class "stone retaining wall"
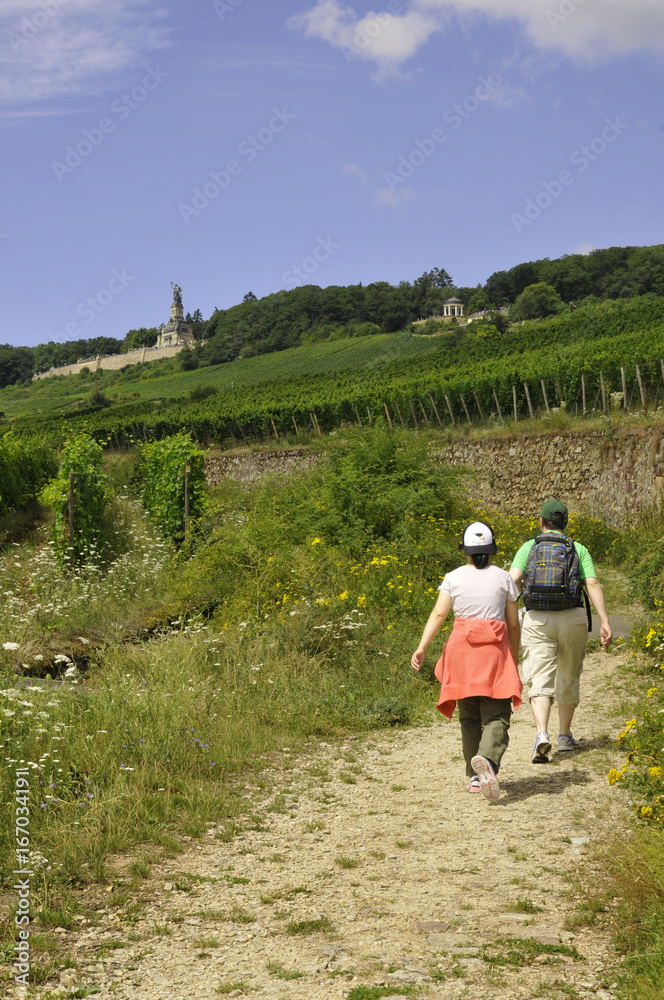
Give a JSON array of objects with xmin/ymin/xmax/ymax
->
[
  {"xmin": 205, "ymin": 448, "xmax": 318, "ymax": 484},
  {"xmin": 204, "ymin": 429, "xmax": 664, "ymax": 527},
  {"xmin": 436, "ymin": 426, "xmax": 664, "ymax": 527},
  {"xmin": 33, "ymin": 343, "xmax": 185, "ymax": 380}
]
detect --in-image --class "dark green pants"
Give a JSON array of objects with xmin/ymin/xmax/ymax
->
[{"xmin": 457, "ymin": 697, "xmax": 512, "ymax": 777}]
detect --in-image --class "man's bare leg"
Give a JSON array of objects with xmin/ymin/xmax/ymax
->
[{"xmin": 530, "ymin": 695, "xmax": 552, "ymax": 733}]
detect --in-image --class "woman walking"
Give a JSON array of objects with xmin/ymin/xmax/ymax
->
[{"xmin": 411, "ymin": 521, "xmax": 522, "ymax": 801}]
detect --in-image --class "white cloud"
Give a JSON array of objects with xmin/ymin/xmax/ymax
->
[
  {"xmin": 572, "ymin": 241, "xmax": 595, "ymax": 255},
  {"xmin": 340, "ymin": 160, "xmax": 370, "ymax": 183},
  {"xmin": 288, "ymin": 0, "xmax": 444, "ymax": 76},
  {"xmin": 290, "ymin": 0, "xmax": 664, "ymax": 73},
  {"xmin": 376, "ymin": 183, "xmax": 416, "ymax": 207},
  {"xmin": 0, "ymin": 0, "xmax": 170, "ymax": 106}
]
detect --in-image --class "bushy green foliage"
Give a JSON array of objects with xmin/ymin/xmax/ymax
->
[
  {"xmin": 40, "ymin": 433, "xmax": 110, "ymax": 564},
  {"xmin": 140, "ymin": 432, "xmax": 207, "ymax": 542},
  {"xmin": 0, "ymin": 434, "xmax": 56, "ymax": 515},
  {"xmin": 512, "ymin": 281, "xmax": 564, "ymax": 320}
]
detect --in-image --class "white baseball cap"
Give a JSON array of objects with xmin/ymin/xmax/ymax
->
[{"xmin": 459, "ymin": 521, "xmax": 497, "ymax": 554}]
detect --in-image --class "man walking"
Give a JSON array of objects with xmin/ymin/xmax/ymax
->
[{"xmin": 509, "ymin": 499, "xmax": 611, "ymax": 763}]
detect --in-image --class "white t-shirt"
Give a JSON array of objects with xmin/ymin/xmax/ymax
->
[{"xmin": 438, "ymin": 564, "xmax": 519, "ymax": 621}]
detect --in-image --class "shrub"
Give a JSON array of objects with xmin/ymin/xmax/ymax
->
[
  {"xmin": 139, "ymin": 432, "xmax": 207, "ymax": 543},
  {"xmin": 0, "ymin": 434, "xmax": 56, "ymax": 516},
  {"xmin": 39, "ymin": 433, "xmax": 110, "ymax": 564}
]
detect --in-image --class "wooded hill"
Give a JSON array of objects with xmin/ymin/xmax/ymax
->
[
  {"xmin": 2, "ymin": 294, "xmax": 663, "ymax": 447},
  {"xmin": 2, "ymin": 242, "xmax": 664, "ymax": 388}
]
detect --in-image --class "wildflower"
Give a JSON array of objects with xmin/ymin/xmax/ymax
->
[
  {"xmin": 607, "ymin": 768, "xmax": 623, "ymax": 786},
  {"xmin": 311, "ymin": 538, "xmax": 321, "ymax": 546},
  {"xmin": 2, "ymin": 642, "xmax": 19, "ymax": 651},
  {"xmin": 649, "ymin": 766, "xmax": 662, "ymax": 779}
]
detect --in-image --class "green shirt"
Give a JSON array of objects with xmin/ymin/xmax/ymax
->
[{"xmin": 511, "ymin": 531, "xmax": 597, "ymax": 580}]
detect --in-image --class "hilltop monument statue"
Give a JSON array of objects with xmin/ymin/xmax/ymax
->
[{"xmin": 157, "ymin": 282, "xmax": 195, "ymax": 348}]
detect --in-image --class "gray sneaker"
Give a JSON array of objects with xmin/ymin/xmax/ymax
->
[
  {"xmin": 557, "ymin": 733, "xmax": 581, "ymax": 752},
  {"xmin": 532, "ymin": 731, "xmax": 551, "ymax": 763}
]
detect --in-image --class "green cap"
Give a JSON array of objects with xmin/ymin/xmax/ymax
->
[{"xmin": 540, "ymin": 498, "xmax": 568, "ymax": 520}]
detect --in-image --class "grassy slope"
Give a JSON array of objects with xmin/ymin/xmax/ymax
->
[{"xmin": 0, "ymin": 331, "xmax": 439, "ymax": 418}]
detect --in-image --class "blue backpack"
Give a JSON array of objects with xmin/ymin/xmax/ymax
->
[{"xmin": 522, "ymin": 533, "xmax": 583, "ymax": 612}]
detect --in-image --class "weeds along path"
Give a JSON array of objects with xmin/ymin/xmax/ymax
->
[{"xmin": 55, "ymin": 648, "xmax": 631, "ymax": 1000}]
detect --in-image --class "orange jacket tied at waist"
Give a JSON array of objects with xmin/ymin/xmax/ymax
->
[{"xmin": 434, "ymin": 617, "xmax": 522, "ymax": 720}]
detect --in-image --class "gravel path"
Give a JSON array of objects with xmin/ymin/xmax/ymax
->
[{"xmin": 39, "ymin": 648, "xmax": 632, "ymax": 1000}]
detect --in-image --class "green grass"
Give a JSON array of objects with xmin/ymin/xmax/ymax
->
[
  {"xmin": 266, "ymin": 960, "xmax": 305, "ymax": 980},
  {"xmin": 285, "ymin": 916, "xmax": 333, "ymax": 935},
  {"xmin": 510, "ymin": 897, "xmax": 544, "ymax": 914}
]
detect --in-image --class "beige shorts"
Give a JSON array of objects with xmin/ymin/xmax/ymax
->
[{"xmin": 521, "ymin": 606, "xmax": 588, "ymax": 705}]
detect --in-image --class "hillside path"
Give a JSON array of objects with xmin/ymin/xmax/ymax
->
[{"xmin": 49, "ymin": 648, "xmax": 632, "ymax": 1000}]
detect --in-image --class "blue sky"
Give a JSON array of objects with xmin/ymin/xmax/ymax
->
[{"xmin": 1, "ymin": 0, "xmax": 663, "ymax": 347}]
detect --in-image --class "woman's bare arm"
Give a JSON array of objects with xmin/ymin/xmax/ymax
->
[
  {"xmin": 411, "ymin": 591, "xmax": 453, "ymax": 671},
  {"xmin": 505, "ymin": 600, "xmax": 521, "ymax": 662}
]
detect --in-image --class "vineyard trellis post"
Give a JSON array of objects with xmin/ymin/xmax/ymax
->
[
  {"xmin": 523, "ymin": 383, "xmax": 534, "ymax": 419},
  {"xmin": 492, "ymin": 387, "xmax": 503, "ymax": 423},
  {"xmin": 394, "ymin": 401, "xmax": 406, "ymax": 429},
  {"xmin": 68, "ymin": 472, "xmax": 75, "ymax": 570},
  {"xmin": 540, "ymin": 380, "xmax": 550, "ymax": 414},
  {"xmin": 352, "ymin": 404, "xmax": 362, "ymax": 426},
  {"xmin": 445, "ymin": 394, "xmax": 456, "ymax": 428},
  {"xmin": 555, "ymin": 378, "xmax": 564, "ymax": 406},
  {"xmin": 621, "ymin": 367, "xmax": 628, "ymax": 410},
  {"xmin": 409, "ymin": 400, "xmax": 419, "ymax": 429},
  {"xmin": 636, "ymin": 364, "xmax": 647, "ymax": 409},
  {"xmin": 581, "ymin": 375, "xmax": 586, "ymax": 416},
  {"xmin": 600, "ymin": 372, "xmax": 607, "ymax": 415},
  {"xmin": 429, "ymin": 395, "xmax": 444, "ymax": 429},
  {"xmin": 383, "ymin": 402, "xmax": 394, "ymax": 431},
  {"xmin": 459, "ymin": 393, "xmax": 472, "ymax": 425},
  {"xmin": 366, "ymin": 407, "xmax": 373, "ymax": 426},
  {"xmin": 292, "ymin": 415, "xmax": 300, "ymax": 437},
  {"xmin": 418, "ymin": 400, "xmax": 431, "ymax": 427},
  {"xmin": 184, "ymin": 462, "xmax": 190, "ymax": 537},
  {"xmin": 473, "ymin": 390, "xmax": 485, "ymax": 425},
  {"xmin": 270, "ymin": 417, "xmax": 280, "ymax": 442},
  {"xmin": 512, "ymin": 386, "xmax": 518, "ymax": 422}
]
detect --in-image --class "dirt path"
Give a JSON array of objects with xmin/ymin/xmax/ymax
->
[{"xmin": 42, "ymin": 649, "xmax": 632, "ymax": 1000}]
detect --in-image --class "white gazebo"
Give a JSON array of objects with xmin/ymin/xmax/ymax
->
[{"xmin": 443, "ymin": 296, "xmax": 464, "ymax": 318}]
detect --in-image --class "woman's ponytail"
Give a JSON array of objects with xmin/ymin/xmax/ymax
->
[{"xmin": 470, "ymin": 553, "xmax": 490, "ymax": 569}]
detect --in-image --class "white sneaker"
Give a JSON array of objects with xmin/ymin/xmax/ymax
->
[
  {"xmin": 467, "ymin": 775, "xmax": 481, "ymax": 793},
  {"xmin": 471, "ymin": 755, "xmax": 500, "ymax": 801},
  {"xmin": 557, "ymin": 733, "xmax": 581, "ymax": 752},
  {"xmin": 531, "ymin": 731, "xmax": 551, "ymax": 763}
]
